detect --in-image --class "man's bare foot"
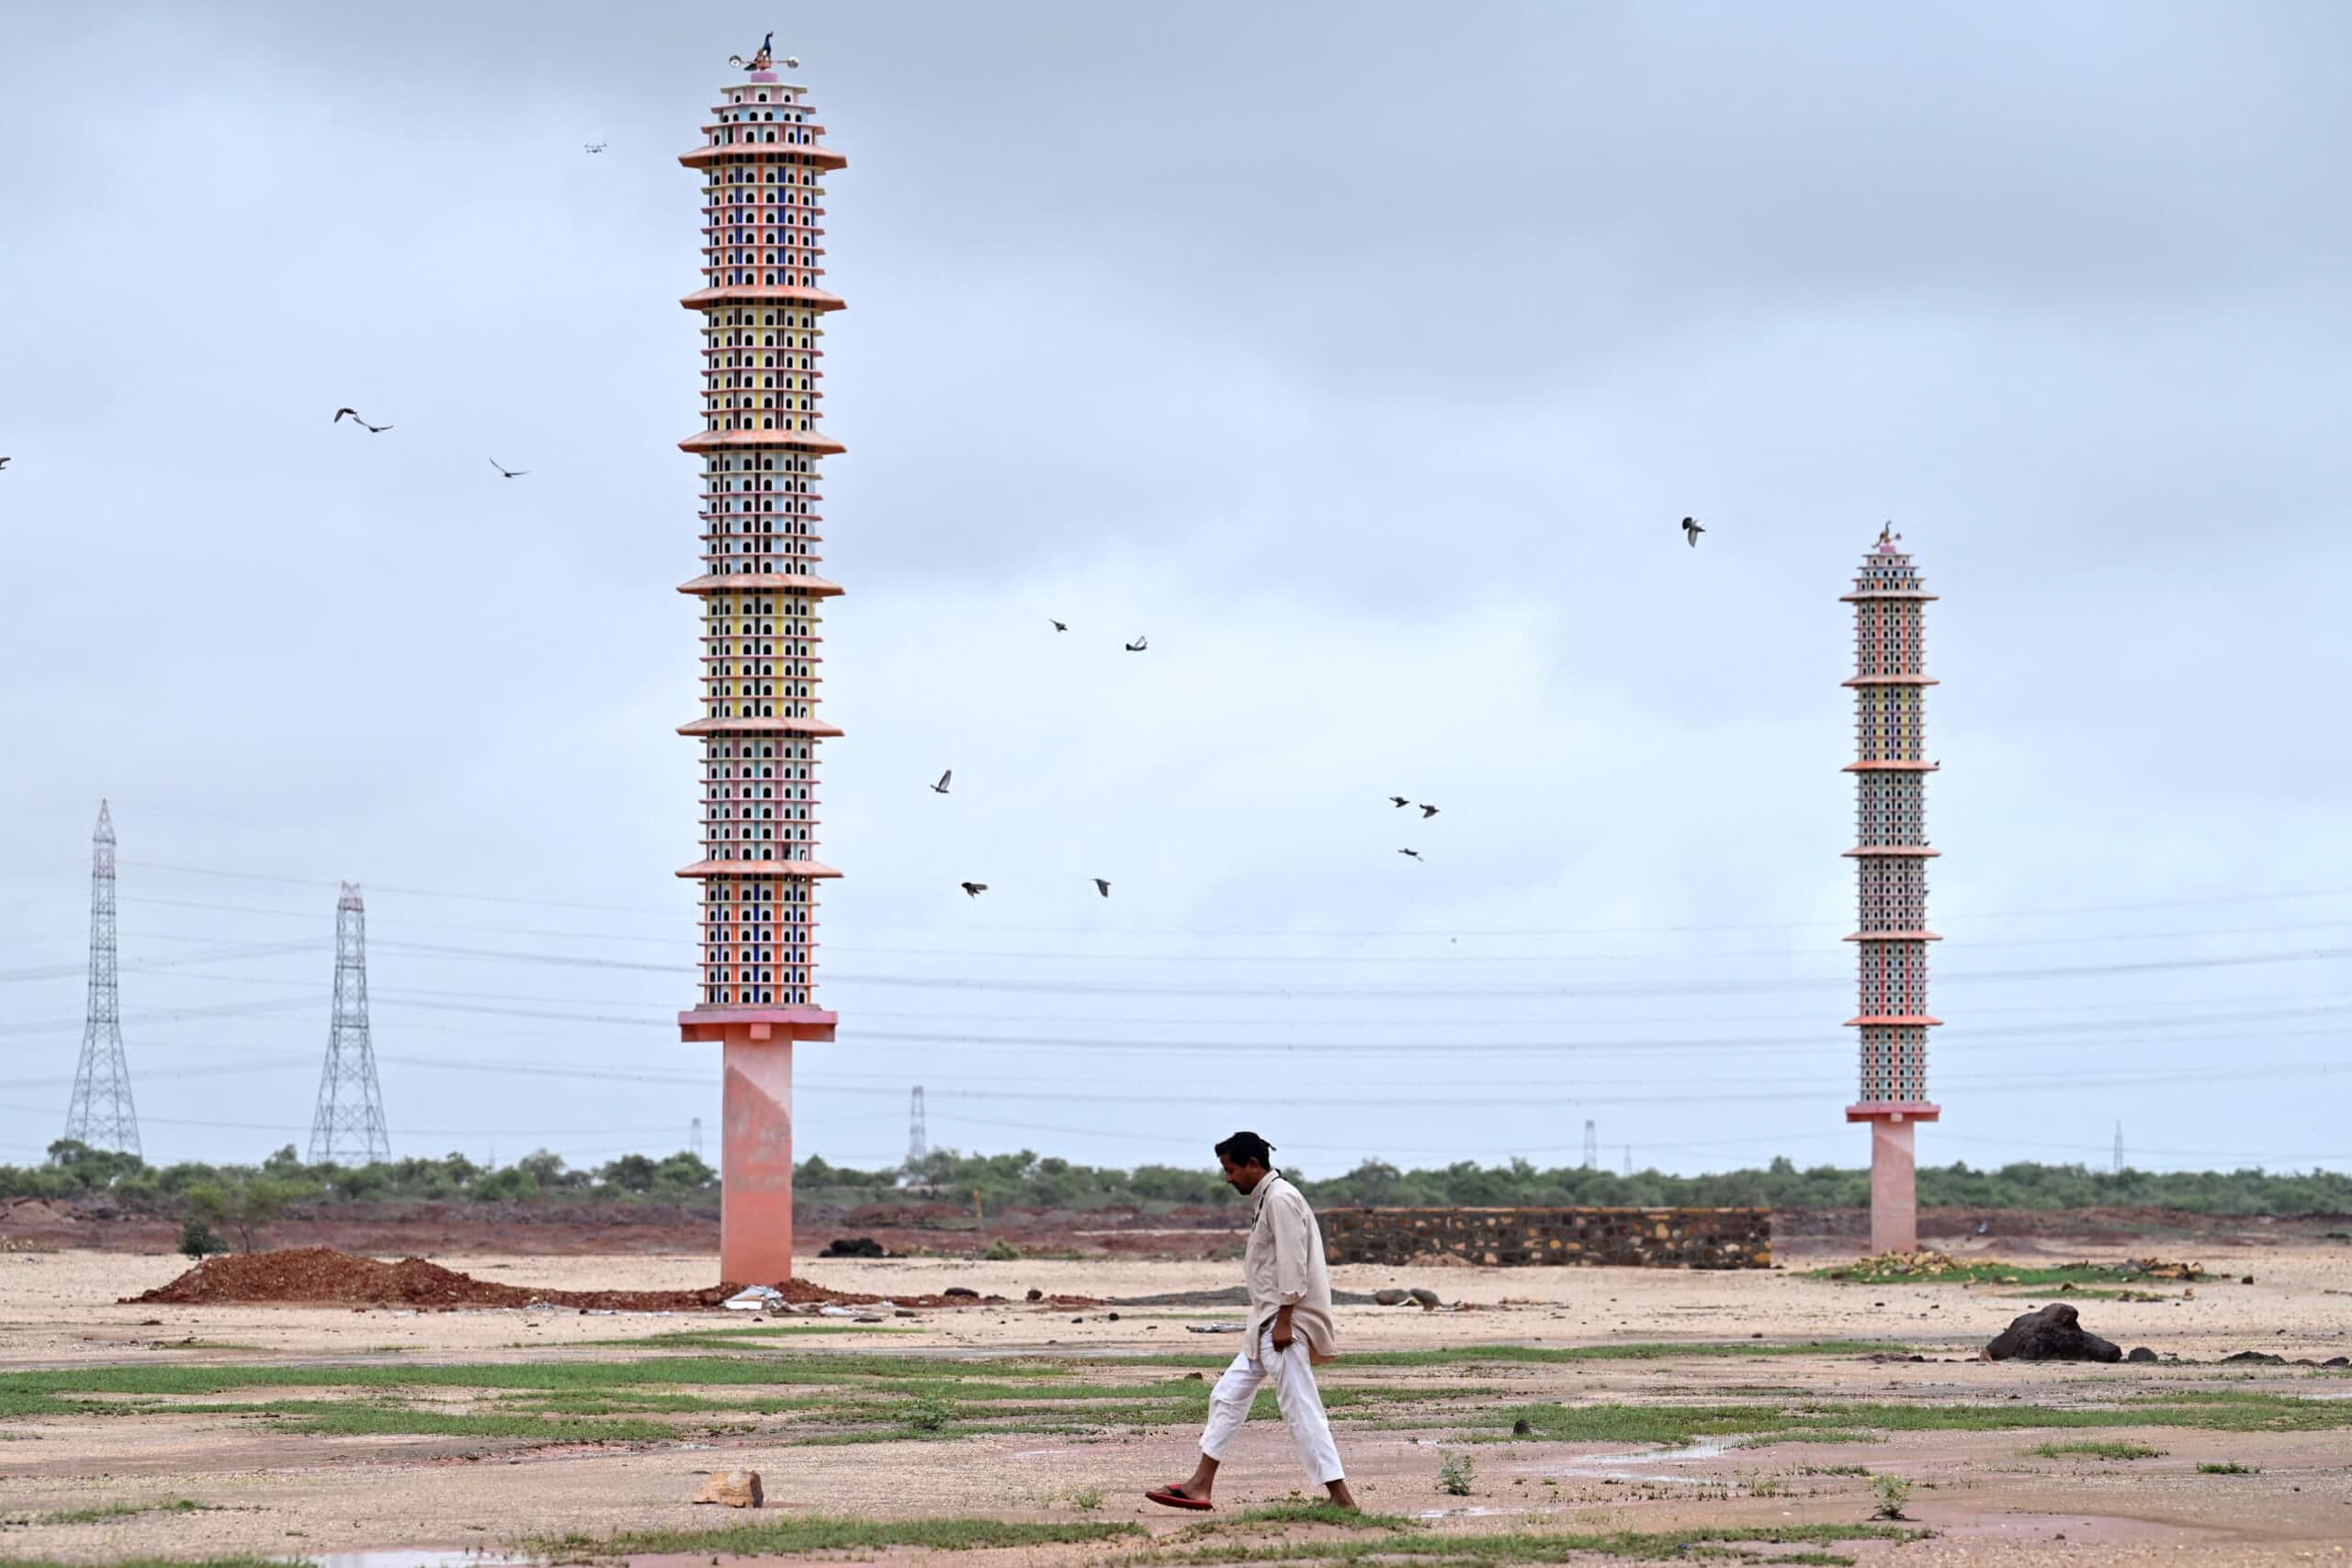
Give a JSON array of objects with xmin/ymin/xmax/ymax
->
[{"xmin": 1325, "ymin": 1481, "xmax": 1359, "ymax": 1511}]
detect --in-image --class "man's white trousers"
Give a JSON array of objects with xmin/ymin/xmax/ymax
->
[{"xmin": 1197, "ymin": 1323, "xmax": 1344, "ymax": 1485}]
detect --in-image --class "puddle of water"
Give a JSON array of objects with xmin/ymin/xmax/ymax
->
[
  {"xmin": 1417, "ymin": 1505, "xmax": 1545, "ymax": 1520},
  {"xmin": 1511, "ymin": 1437, "xmax": 1733, "ymax": 1482},
  {"xmin": 302, "ymin": 1551, "xmax": 527, "ymax": 1568}
]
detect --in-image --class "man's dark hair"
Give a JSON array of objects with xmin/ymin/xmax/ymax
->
[{"xmin": 1215, "ymin": 1131, "xmax": 1274, "ymax": 1168}]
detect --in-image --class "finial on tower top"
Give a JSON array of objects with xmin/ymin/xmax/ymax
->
[{"xmin": 728, "ymin": 31, "xmax": 777, "ymax": 73}]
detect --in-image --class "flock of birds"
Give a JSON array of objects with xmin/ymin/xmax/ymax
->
[
  {"xmin": 333, "ymin": 406, "xmax": 526, "ymax": 479},
  {"xmin": 936, "ymin": 624, "xmax": 1450, "ymax": 898}
]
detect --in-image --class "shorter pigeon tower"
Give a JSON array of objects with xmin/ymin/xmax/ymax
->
[{"xmin": 1842, "ymin": 526, "xmax": 1941, "ymax": 1254}]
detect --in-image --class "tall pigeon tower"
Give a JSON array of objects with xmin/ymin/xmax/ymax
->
[
  {"xmin": 1842, "ymin": 526, "xmax": 1942, "ymax": 1254},
  {"xmin": 674, "ymin": 44, "xmax": 848, "ymax": 1284},
  {"xmin": 308, "ymin": 884, "xmax": 391, "ymax": 1165},
  {"xmin": 62, "ymin": 801, "xmax": 140, "ymax": 1156}
]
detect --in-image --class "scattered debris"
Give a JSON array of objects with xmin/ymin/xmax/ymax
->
[
  {"xmin": 726, "ymin": 1287, "xmax": 784, "ymax": 1312},
  {"xmin": 1984, "ymin": 1303, "xmax": 2122, "ymax": 1363},
  {"xmin": 1188, "ymin": 1322, "xmax": 1244, "ymax": 1334},
  {"xmin": 692, "ymin": 1470, "xmax": 763, "ymax": 1508}
]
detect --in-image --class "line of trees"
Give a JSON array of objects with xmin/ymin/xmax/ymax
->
[{"xmin": 6, "ymin": 1142, "xmax": 2346, "ymax": 1220}]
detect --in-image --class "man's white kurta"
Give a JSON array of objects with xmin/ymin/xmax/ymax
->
[{"xmin": 1242, "ymin": 1172, "xmax": 1337, "ymax": 1363}]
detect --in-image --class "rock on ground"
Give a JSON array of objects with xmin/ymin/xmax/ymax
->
[
  {"xmin": 693, "ymin": 1470, "xmax": 763, "ymax": 1508},
  {"xmin": 1983, "ymin": 1302, "xmax": 2122, "ymax": 1363}
]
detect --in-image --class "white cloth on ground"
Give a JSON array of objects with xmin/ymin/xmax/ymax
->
[
  {"xmin": 1241, "ymin": 1171, "xmax": 1337, "ymax": 1363},
  {"xmin": 1197, "ymin": 1321, "xmax": 1345, "ymax": 1485}
]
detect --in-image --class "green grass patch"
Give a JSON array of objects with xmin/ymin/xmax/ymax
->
[
  {"xmin": 3, "ymin": 1498, "xmax": 216, "ymax": 1528},
  {"xmin": 2027, "ymin": 1439, "xmax": 2165, "ymax": 1461},
  {"xmin": 1112, "ymin": 1340, "xmax": 1906, "ymax": 1371},
  {"xmin": 1493, "ymin": 1393, "xmax": 2352, "ymax": 1448},
  {"xmin": 1811, "ymin": 1258, "xmax": 2180, "ymax": 1288},
  {"xmin": 526, "ymin": 1515, "xmax": 1143, "ymax": 1560},
  {"xmin": 1126, "ymin": 1523, "xmax": 1918, "ymax": 1565},
  {"xmin": 2198, "ymin": 1461, "xmax": 2261, "ymax": 1474}
]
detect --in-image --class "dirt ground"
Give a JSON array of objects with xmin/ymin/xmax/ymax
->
[{"xmin": 0, "ymin": 1237, "xmax": 2346, "ymax": 1566}]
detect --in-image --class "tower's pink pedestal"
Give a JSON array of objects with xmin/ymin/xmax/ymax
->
[
  {"xmin": 1846, "ymin": 1102, "xmax": 1939, "ymax": 1256},
  {"xmin": 682, "ymin": 1008, "xmax": 837, "ymax": 1285}
]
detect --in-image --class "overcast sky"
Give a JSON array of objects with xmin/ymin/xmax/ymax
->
[{"xmin": 3, "ymin": 2, "xmax": 2348, "ymax": 1179}]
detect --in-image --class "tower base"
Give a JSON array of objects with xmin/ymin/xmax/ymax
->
[
  {"xmin": 682, "ymin": 1008, "xmax": 837, "ymax": 1284},
  {"xmin": 1846, "ymin": 1102, "xmax": 1940, "ymax": 1256}
]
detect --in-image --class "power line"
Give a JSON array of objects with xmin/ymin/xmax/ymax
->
[{"xmin": 95, "ymin": 858, "xmax": 2352, "ymax": 937}]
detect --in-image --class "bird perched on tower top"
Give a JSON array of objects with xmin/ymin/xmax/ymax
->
[{"xmin": 1681, "ymin": 516, "xmax": 1704, "ymax": 548}]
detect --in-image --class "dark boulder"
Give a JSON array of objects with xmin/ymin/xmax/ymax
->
[
  {"xmin": 819, "ymin": 1235, "xmax": 889, "ymax": 1258},
  {"xmin": 2221, "ymin": 1350, "xmax": 2286, "ymax": 1365},
  {"xmin": 2126, "ymin": 1346, "xmax": 2158, "ymax": 1363},
  {"xmin": 1983, "ymin": 1303, "xmax": 2122, "ymax": 1363}
]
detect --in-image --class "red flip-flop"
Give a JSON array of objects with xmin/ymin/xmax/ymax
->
[{"xmin": 1146, "ymin": 1484, "xmax": 1214, "ymax": 1512}]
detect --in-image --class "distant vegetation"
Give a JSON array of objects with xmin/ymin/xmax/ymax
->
[{"xmin": 4, "ymin": 1142, "xmax": 2346, "ymax": 1219}]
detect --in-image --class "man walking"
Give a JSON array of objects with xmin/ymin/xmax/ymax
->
[{"xmin": 1147, "ymin": 1132, "xmax": 1356, "ymax": 1512}]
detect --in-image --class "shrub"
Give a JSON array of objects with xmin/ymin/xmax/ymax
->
[
  {"xmin": 1436, "ymin": 1451, "xmax": 1476, "ymax": 1496},
  {"xmin": 1069, "ymin": 1486, "xmax": 1104, "ymax": 1512},
  {"xmin": 177, "ymin": 1218, "xmax": 229, "ymax": 1258},
  {"xmin": 1869, "ymin": 1474, "xmax": 1912, "ymax": 1519},
  {"xmin": 981, "ymin": 1236, "xmax": 1020, "ymax": 1261},
  {"xmin": 899, "ymin": 1392, "xmax": 956, "ymax": 1433}
]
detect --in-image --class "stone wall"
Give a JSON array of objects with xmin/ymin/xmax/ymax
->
[{"xmin": 1318, "ymin": 1206, "xmax": 1772, "ymax": 1269}]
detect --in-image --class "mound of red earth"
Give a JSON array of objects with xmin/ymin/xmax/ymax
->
[{"xmin": 122, "ymin": 1247, "xmax": 903, "ymax": 1311}]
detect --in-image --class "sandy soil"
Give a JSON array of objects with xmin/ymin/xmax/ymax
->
[{"xmin": 0, "ymin": 1244, "xmax": 2346, "ymax": 1565}]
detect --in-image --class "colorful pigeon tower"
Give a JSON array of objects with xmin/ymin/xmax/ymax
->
[
  {"xmin": 1843, "ymin": 526, "xmax": 1940, "ymax": 1255},
  {"xmin": 675, "ymin": 47, "xmax": 847, "ymax": 1285}
]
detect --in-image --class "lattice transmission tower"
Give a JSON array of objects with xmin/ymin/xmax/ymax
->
[
  {"xmin": 1581, "ymin": 1120, "xmax": 1598, "ymax": 1170},
  {"xmin": 906, "ymin": 1086, "xmax": 928, "ymax": 1166},
  {"xmin": 308, "ymin": 884, "xmax": 390, "ymax": 1165},
  {"xmin": 62, "ymin": 801, "xmax": 141, "ymax": 1156}
]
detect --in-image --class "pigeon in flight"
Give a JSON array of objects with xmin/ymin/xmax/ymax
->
[
  {"xmin": 0, "ymin": 457, "xmax": 10, "ymax": 470},
  {"xmin": 1124, "ymin": 635, "xmax": 1148, "ymax": 652},
  {"xmin": 1050, "ymin": 619, "xmax": 1069, "ymax": 632},
  {"xmin": 930, "ymin": 770, "xmax": 953, "ymax": 795},
  {"xmin": 1419, "ymin": 804, "xmax": 1440, "ymax": 818},
  {"xmin": 583, "ymin": 142, "xmax": 607, "ymax": 153},
  {"xmin": 1093, "ymin": 878, "xmax": 1112, "ymax": 898},
  {"xmin": 959, "ymin": 881, "xmax": 987, "ymax": 898},
  {"xmin": 489, "ymin": 457, "xmax": 529, "ymax": 479},
  {"xmin": 1398, "ymin": 848, "xmax": 1423, "ymax": 861},
  {"xmin": 1389, "ymin": 795, "xmax": 1409, "ymax": 809},
  {"xmin": 1681, "ymin": 516, "xmax": 1704, "ymax": 548},
  {"xmin": 334, "ymin": 408, "xmax": 392, "ymax": 433}
]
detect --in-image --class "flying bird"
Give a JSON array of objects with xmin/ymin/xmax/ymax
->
[
  {"xmin": 1398, "ymin": 848, "xmax": 1423, "ymax": 862},
  {"xmin": 489, "ymin": 457, "xmax": 529, "ymax": 479},
  {"xmin": 0, "ymin": 457, "xmax": 10, "ymax": 470},
  {"xmin": 583, "ymin": 141, "xmax": 607, "ymax": 153},
  {"xmin": 1681, "ymin": 515, "xmax": 1704, "ymax": 548},
  {"xmin": 929, "ymin": 770, "xmax": 953, "ymax": 795},
  {"xmin": 1093, "ymin": 878, "xmax": 1112, "ymax": 898},
  {"xmin": 334, "ymin": 408, "xmax": 391, "ymax": 433},
  {"xmin": 958, "ymin": 881, "xmax": 987, "ymax": 898},
  {"xmin": 1389, "ymin": 795, "xmax": 1409, "ymax": 809},
  {"xmin": 1124, "ymin": 635, "xmax": 1148, "ymax": 652},
  {"xmin": 1419, "ymin": 804, "xmax": 1440, "ymax": 818},
  {"xmin": 1050, "ymin": 619, "xmax": 1068, "ymax": 632}
]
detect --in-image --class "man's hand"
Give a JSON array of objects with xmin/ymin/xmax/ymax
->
[{"xmin": 1271, "ymin": 1304, "xmax": 1295, "ymax": 1352}]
